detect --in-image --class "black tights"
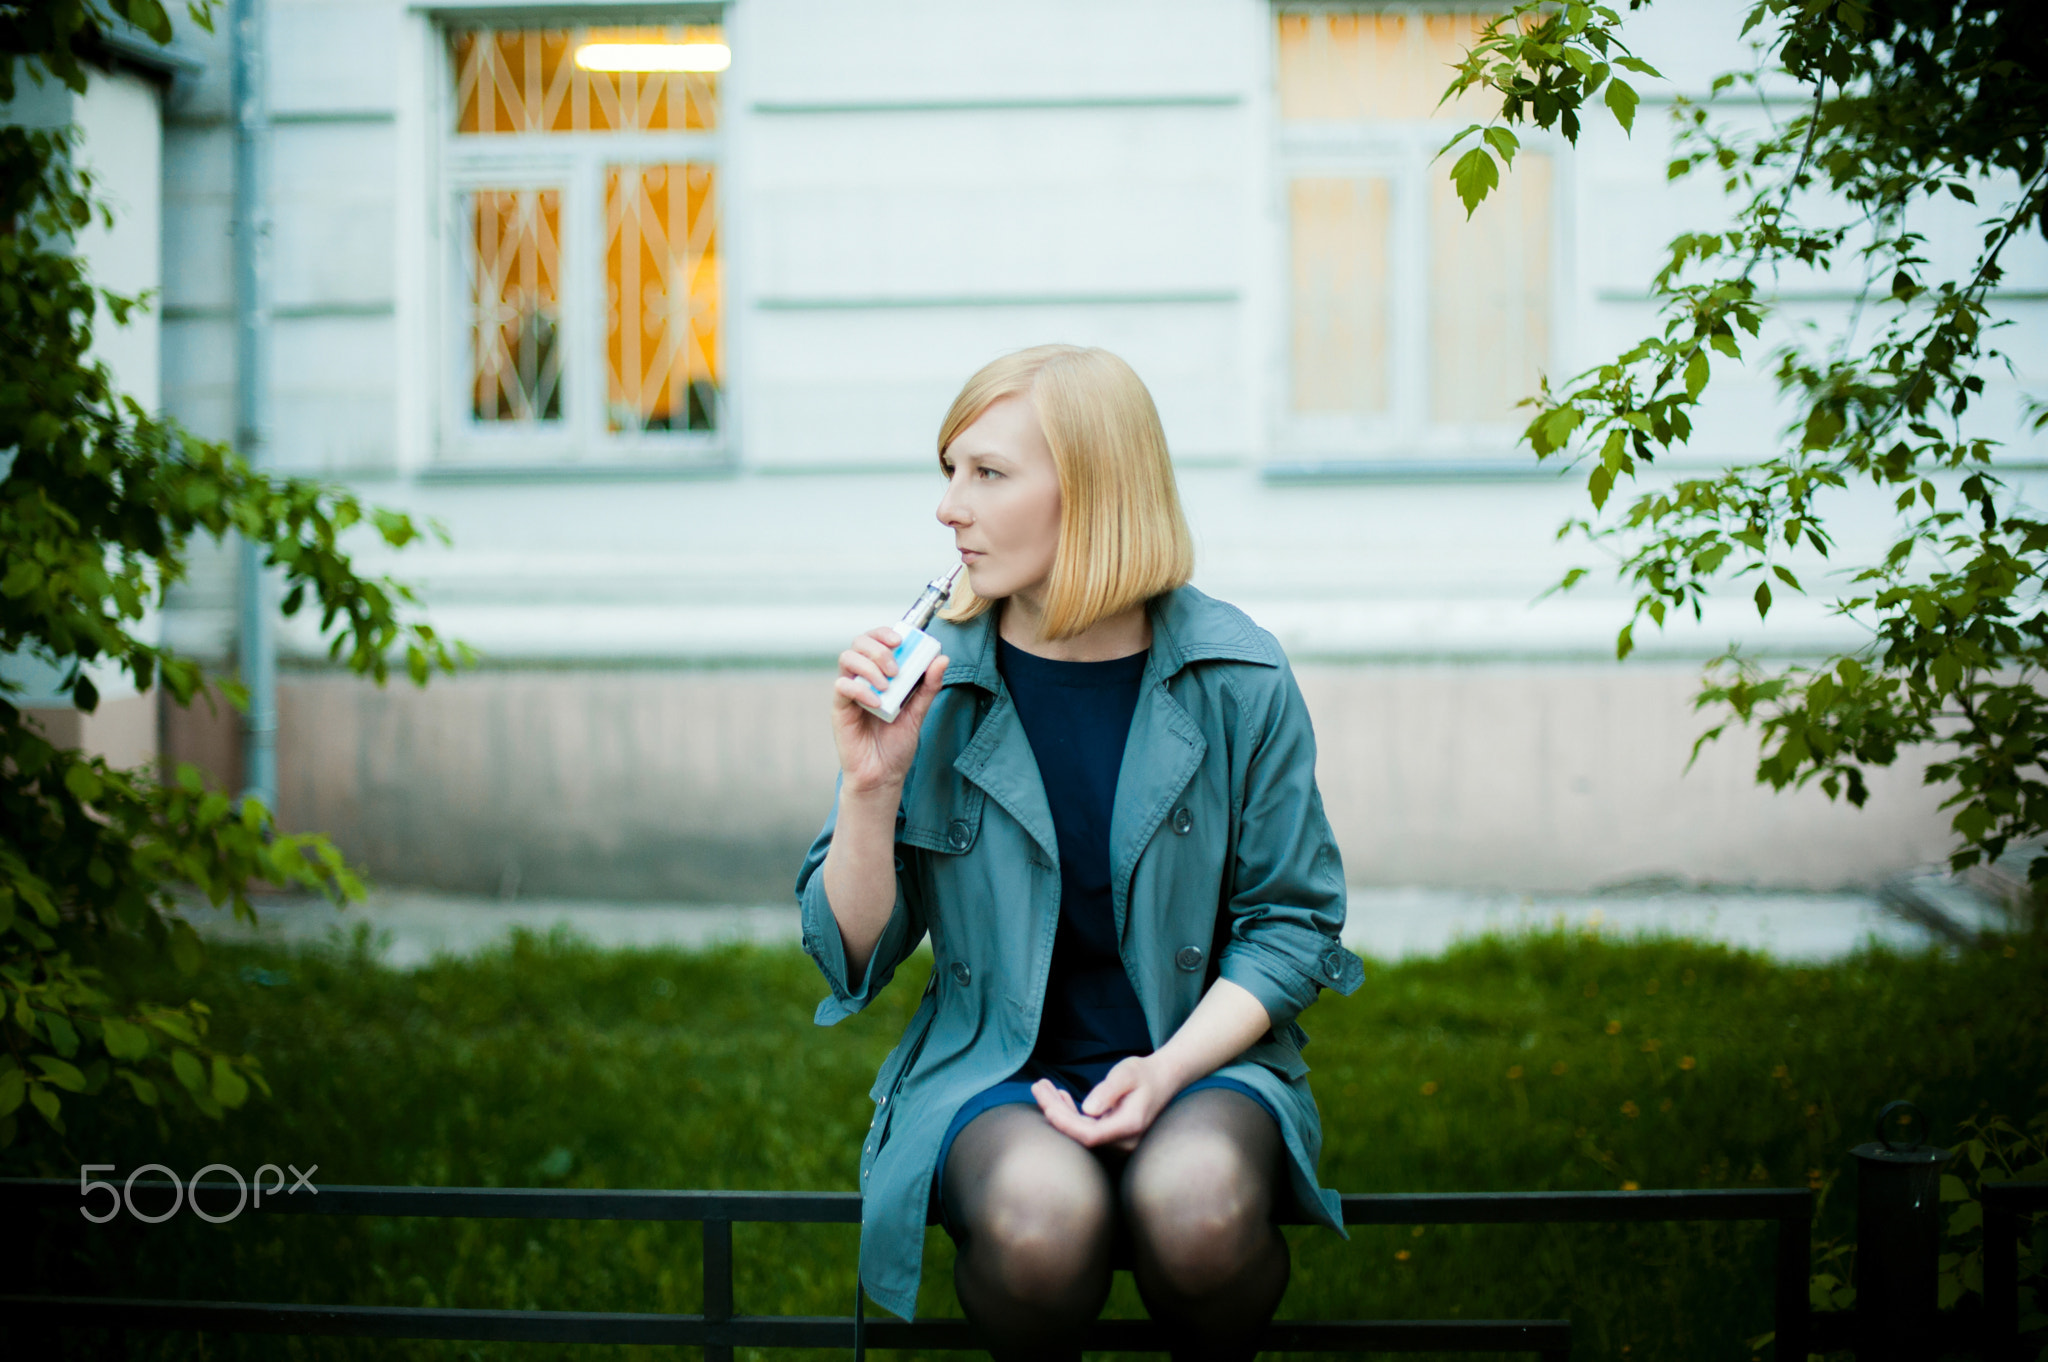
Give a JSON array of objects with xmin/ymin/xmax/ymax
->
[{"xmin": 939, "ymin": 1088, "xmax": 1291, "ymax": 1362}]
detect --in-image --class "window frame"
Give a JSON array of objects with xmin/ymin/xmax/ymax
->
[
  {"xmin": 1269, "ymin": 6, "xmax": 1574, "ymax": 466},
  {"xmin": 431, "ymin": 14, "xmax": 730, "ymax": 469}
]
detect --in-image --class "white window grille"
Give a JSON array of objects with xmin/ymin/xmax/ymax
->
[
  {"xmin": 439, "ymin": 21, "xmax": 726, "ymax": 464},
  {"xmin": 1275, "ymin": 8, "xmax": 1563, "ymax": 462}
]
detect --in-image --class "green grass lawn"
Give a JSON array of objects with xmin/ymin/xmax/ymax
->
[{"xmin": 11, "ymin": 920, "xmax": 2046, "ymax": 1362}]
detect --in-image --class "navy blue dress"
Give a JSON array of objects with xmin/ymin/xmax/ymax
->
[{"xmin": 929, "ymin": 637, "xmax": 1275, "ymax": 1231}]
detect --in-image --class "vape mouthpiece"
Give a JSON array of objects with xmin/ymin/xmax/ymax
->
[{"xmin": 900, "ymin": 564, "xmax": 965, "ymax": 632}]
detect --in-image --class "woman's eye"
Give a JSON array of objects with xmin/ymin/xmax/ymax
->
[{"xmin": 978, "ymin": 467, "xmax": 1002, "ymax": 479}]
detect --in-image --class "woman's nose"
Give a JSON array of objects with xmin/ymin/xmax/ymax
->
[{"xmin": 936, "ymin": 478, "xmax": 969, "ymax": 528}]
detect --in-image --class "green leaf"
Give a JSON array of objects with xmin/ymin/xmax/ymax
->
[
  {"xmin": 45, "ymin": 1012, "xmax": 78, "ymax": 1058},
  {"xmin": 1616, "ymin": 624, "xmax": 1635, "ymax": 661},
  {"xmin": 1684, "ymin": 348, "xmax": 1709, "ymax": 399},
  {"xmin": 1932, "ymin": 651, "xmax": 1963, "ymax": 695},
  {"xmin": 1434, "ymin": 122, "xmax": 1487, "ymax": 160},
  {"xmin": 147, "ymin": 1011, "xmax": 198, "ymax": 1045},
  {"xmin": 118, "ymin": 1070, "xmax": 159, "ymax": 1107},
  {"xmin": 127, "ymin": 0, "xmax": 174, "ymax": 42},
  {"xmin": 0, "ymin": 560, "xmax": 43, "ymax": 597},
  {"xmin": 1589, "ymin": 464, "xmax": 1614, "ymax": 510},
  {"xmin": 1534, "ymin": 404, "xmax": 1583, "ymax": 455},
  {"xmin": 211, "ymin": 1055, "xmax": 251, "ymax": 1109},
  {"xmin": 1755, "ymin": 581, "xmax": 1773, "ymax": 618},
  {"xmin": 63, "ymin": 762, "xmax": 103, "ymax": 803},
  {"xmin": 1941, "ymin": 1173, "xmax": 1971, "ymax": 1202},
  {"xmin": 1482, "ymin": 125, "xmax": 1519, "ymax": 167},
  {"xmin": 30, "ymin": 1055, "xmax": 86, "ymax": 1092},
  {"xmin": 28, "ymin": 1085, "xmax": 61, "ymax": 1128},
  {"xmin": 170, "ymin": 921, "xmax": 204, "ymax": 976},
  {"xmin": 0, "ymin": 1068, "xmax": 23, "ymax": 1117},
  {"xmin": 1450, "ymin": 147, "xmax": 1500, "ymax": 218},
  {"xmin": 1605, "ymin": 77, "xmax": 1639, "ymax": 134},
  {"xmin": 101, "ymin": 1017, "xmax": 150, "ymax": 1061},
  {"xmin": 170, "ymin": 1047, "xmax": 206, "ymax": 1093},
  {"xmin": 1947, "ymin": 1201, "xmax": 1983, "ymax": 1235}
]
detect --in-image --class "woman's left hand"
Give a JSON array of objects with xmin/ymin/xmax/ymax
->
[{"xmin": 1032, "ymin": 1055, "xmax": 1183, "ymax": 1152}]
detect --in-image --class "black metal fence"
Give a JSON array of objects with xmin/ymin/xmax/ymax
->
[{"xmin": 3, "ymin": 1178, "xmax": 1849, "ymax": 1358}]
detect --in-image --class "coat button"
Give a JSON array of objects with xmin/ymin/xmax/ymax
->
[
  {"xmin": 1171, "ymin": 806, "xmax": 1193, "ymax": 835},
  {"xmin": 951, "ymin": 960, "xmax": 972, "ymax": 987},
  {"xmin": 1175, "ymin": 945, "xmax": 1204, "ymax": 972},
  {"xmin": 1322, "ymin": 947, "xmax": 1344, "ymax": 977},
  {"xmin": 947, "ymin": 819, "xmax": 971, "ymax": 851}
]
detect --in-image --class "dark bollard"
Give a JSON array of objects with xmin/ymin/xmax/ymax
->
[{"xmin": 1850, "ymin": 1100, "xmax": 1952, "ymax": 1361}]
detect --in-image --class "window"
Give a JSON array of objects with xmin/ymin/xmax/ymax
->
[
  {"xmin": 1275, "ymin": 8, "xmax": 1558, "ymax": 460},
  {"xmin": 442, "ymin": 22, "xmax": 726, "ymax": 462}
]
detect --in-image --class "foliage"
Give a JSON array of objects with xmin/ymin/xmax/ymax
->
[
  {"xmin": 0, "ymin": 1, "xmax": 468, "ymax": 1151},
  {"xmin": 15, "ymin": 926, "xmax": 2045, "ymax": 1359},
  {"xmin": 1439, "ymin": 1, "xmax": 2048, "ymax": 880},
  {"xmin": 1938, "ymin": 1111, "xmax": 2048, "ymax": 1336}
]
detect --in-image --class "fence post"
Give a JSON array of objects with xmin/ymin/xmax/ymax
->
[
  {"xmin": 1984, "ymin": 1191, "xmax": 2019, "ymax": 1362},
  {"xmin": 1849, "ymin": 1101, "xmax": 1950, "ymax": 1362},
  {"xmin": 704, "ymin": 1218, "xmax": 732, "ymax": 1362},
  {"xmin": 1775, "ymin": 1207, "xmax": 1811, "ymax": 1360}
]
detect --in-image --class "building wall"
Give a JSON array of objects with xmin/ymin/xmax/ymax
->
[
  {"xmin": 161, "ymin": 658, "xmax": 1954, "ymax": 903},
  {"xmin": 155, "ymin": 0, "xmax": 2044, "ymax": 898}
]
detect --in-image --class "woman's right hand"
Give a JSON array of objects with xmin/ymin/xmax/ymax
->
[{"xmin": 831, "ymin": 627, "xmax": 949, "ymax": 794}]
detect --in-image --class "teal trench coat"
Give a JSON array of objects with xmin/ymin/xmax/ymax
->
[{"xmin": 796, "ymin": 584, "xmax": 1366, "ymax": 1321}]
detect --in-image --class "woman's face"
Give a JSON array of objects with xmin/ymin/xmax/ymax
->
[{"xmin": 936, "ymin": 393, "xmax": 1062, "ymax": 602}]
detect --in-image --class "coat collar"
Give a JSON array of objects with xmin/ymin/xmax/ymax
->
[
  {"xmin": 934, "ymin": 584, "xmax": 1281, "ymax": 930},
  {"xmin": 930, "ymin": 583, "xmax": 1280, "ymax": 695}
]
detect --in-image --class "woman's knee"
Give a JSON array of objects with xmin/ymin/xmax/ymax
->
[
  {"xmin": 962, "ymin": 1144, "xmax": 1115, "ymax": 1297},
  {"xmin": 1124, "ymin": 1127, "xmax": 1276, "ymax": 1287}
]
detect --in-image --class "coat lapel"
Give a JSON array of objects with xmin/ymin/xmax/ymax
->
[
  {"xmin": 1108, "ymin": 652, "xmax": 1206, "ymax": 939},
  {"xmin": 952, "ymin": 685, "xmax": 1060, "ymax": 868}
]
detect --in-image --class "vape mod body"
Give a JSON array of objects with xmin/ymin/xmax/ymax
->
[{"xmin": 858, "ymin": 565, "xmax": 965, "ymax": 723}]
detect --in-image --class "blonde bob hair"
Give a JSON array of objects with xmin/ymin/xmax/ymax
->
[{"xmin": 936, "ymin": 344, "xmax": 1194, "ymax": 641}]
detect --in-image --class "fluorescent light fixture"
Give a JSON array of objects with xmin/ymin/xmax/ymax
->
[{"xmin": 574, "ymin": 42, "xmax": 730, "ymax": 73}]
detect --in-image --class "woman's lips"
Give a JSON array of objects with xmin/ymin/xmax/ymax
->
[{"xmin": 959, "ymin": 549, "xmax": 984, "ymax": 562}]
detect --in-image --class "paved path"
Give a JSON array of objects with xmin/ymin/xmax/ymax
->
[{"xmin": 188, "ymin": 885, "xmax": 1950, "ymax": 971}]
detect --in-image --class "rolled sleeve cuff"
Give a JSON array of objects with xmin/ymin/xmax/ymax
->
[
  {"xmin": 799, "ymin": 869, "xmax": 863, "ymax": 1023},
  {"xmin": 799, "ymin": 860, "xmax": 911, "ymax": 1026},
  {"xmin": 1218, "ymin": 936, "xmax": 1365, "ymax": 1032}
]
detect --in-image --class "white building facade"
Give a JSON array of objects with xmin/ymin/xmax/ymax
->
[{"xmin": 135, "ymin": 0, "xmax": 2044, "ymax": 900}]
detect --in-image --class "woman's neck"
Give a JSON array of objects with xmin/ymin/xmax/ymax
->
[{"xmin": 998, "ymin": 592, "xmax": 1151, "ymax": 662}]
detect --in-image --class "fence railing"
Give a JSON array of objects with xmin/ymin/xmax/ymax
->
[
  {"xmin": 2, "ymin": 1178, "xmax": 1845, "ymax": 1358},
  {"xmin": 1984, "ymin": 1179, "xmax": 2048, "ymax": 1362}
]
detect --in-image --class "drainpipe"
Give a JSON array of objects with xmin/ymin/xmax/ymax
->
[{"xmin": 231, "ymin": 0, "xmax": 276, "ymax": 808}]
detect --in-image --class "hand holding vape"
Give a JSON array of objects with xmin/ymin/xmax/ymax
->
[{"xmin": 858, "ymin": 565, "xmax": 964, "ymax": 722}]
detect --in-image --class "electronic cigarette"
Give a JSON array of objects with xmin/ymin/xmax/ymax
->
[{"xmin": 858, "ymin": 565, "xmax": 964, "ymax": 722}]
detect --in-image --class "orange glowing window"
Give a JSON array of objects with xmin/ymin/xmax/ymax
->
[
  {"xmin": 468, "ymin": 188, "xmax": 562, "ymax": 424},
  {"xmin": 452, "ymin": 26, "xmax": 722, "ymax": 135},
  {"xmin": 446, "ymin": 25, "xmax": 725, "ymax": 450},
  {"xmin": 605, "ymin": 163, "xmax": 719, "ymax": 434},
  {"xmin": 1276, "ymin": 9, "xmax": 1553, "ymax": 434}
]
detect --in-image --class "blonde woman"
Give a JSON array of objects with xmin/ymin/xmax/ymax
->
[{"xmin": 797, "ymin": 344, "xmax": 1362, "ymax": 1361}]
